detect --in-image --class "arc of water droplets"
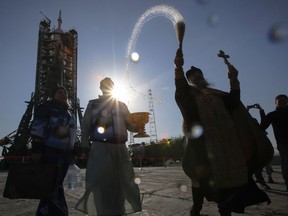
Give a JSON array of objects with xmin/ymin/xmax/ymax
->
[{"xmin": 124, "ymin": 4, "xmax": 185, "ymax": 86}]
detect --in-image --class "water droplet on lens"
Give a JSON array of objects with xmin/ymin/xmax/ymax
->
[
  {"xmin": 131, "ymin": 52, "xmax": 140, "ymax": 62},
  {"xmin": 97, "ymin": 127, "xmax": 105, "ymax": 134},
  {"xmin": 191, "ymin": 124, "xmax": 203, "ymax": 138},
  {"xmin": 207, "ymin": 14, "xmax": 219, "ymax": 26},
  {"xmin": 196, "ymin": 0, "xmax": 211, "ymax": 5},
  {"xmin": 180, "ymin": 184, "xmax": 188, "ymax": 192},
  {"xmin": 268, "ymin": 22, "xmax": 288, "ymax": 43},
  {"xmin": 134, "ymin": 177, "xmax": 141, "ymax": 185}
]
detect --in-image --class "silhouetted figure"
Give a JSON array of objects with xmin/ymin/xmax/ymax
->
[
  {"xmin": 75, "ymin": 77, "xmax": 142, "ymax": 215},
  {"xmin": 247, "ymin": 103, "xmax": 274, "ymax": 189},
  {"xmin": 31, "ymin": 86, "xmax": 77, "ymax": 216},
  {"xmin": 260, "ymin": 94, "xmax": 288, "ymax": 191},
  {"xmin": 174, "ymin": 48, "xmax": 271, "ymax": 216}
]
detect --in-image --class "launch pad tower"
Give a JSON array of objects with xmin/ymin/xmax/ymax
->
[{"xmin": 0, "ymin": 11, "xmax": 82, "ymax": 169}]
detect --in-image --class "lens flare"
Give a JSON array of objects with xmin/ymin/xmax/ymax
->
[
  {"xmin": 134, "ymin": 177, "xmax": 141, "ymax": 185},
  {"xmin": 131, "ymin": 52, "xmax": 140, "ymax": 62},
  {"xmin": 97, "ymin": 127, "xmax": 105, "ymax": 134},
  {"xmin": 268, "ymin": 21, "xmax": 288, "ymax": 43},
  {"xmin": 191, "ymin": 124, "xmax": 203, "ymax": 138},
  {"xmin": 209, "ymin": 180, "xmax": 215, "ymax": 187},
  {"xmin": 180, "ymin": 184, "xmax": 188, "ymax": 192}
]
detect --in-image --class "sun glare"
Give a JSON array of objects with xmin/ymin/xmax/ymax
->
[{"xmin": 112, "ymin": 83, "xmax": 131, "ymax": 103}]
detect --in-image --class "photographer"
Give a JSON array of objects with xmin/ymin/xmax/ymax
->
[{"xmin": 247, "ymin": 104, "xmax": 274, "ymax": 188}]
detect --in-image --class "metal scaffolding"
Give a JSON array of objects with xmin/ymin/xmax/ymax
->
[{"xmin": 0, "ymin": 11, "xmax": 83, "ymax": 169}]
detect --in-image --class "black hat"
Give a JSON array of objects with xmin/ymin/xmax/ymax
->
[
  {"xmin": 185, "ymin": 66, "xmax": 203, "ymax": 79},
  {"xmin": 51, "ymin": 86, "xmax": 67, "ymax": 98},
  {"xmin": 275, "ymin": 94, "xmax": 288, "ymax": 100}
]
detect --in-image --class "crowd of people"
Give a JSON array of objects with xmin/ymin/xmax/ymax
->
[{"xmin": 13, "ymin": 47, "xmax": 286, "ymax": 216}]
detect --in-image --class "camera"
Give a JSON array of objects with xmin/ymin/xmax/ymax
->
[{"xmin": 246, "ymin": 104, "xmax": 258, "ymax": 109}]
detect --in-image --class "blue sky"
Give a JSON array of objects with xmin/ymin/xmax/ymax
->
[{"xmin": 0, "ymin": 0, "xmax": 287, "ymax": 152}]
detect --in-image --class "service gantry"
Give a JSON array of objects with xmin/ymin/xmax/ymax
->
[{"xmin": 0, "ymin": 11, "xmax": 83, "ymax": 169}]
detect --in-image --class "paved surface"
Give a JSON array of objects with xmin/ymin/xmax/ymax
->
[{"xmin": 0, "ymin": 164, "xmax": 287, "ymax": 216}]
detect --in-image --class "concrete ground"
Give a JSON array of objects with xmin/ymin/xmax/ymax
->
[{"xmin": 0, "ymin": 164, "xmax": 287, "ymax": 216}]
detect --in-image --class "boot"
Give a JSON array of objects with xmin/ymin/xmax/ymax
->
[
  {"xmin": 190, "ymin": 186, "xmax": 204, "ymax": 216},
  {"xmin": 190, "ymin": 205, "xmax": 200, "ymax": 216},
  {"xmin": 218, "ymin": 209, "xmax": 232, "ymax": 216}
]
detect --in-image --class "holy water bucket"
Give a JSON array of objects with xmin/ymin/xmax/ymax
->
[{"xmin": 130, "ymin": 112, "xmax": 150, "ymax": 138}]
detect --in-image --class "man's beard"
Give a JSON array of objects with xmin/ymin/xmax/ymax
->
[{"xmin": 194, "ymin": 78, "xmax": 210, "ymax": 89}]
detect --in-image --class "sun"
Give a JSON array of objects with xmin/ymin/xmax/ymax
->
[{"xmin": 112, "ymin": 83, "xmax": 132, "ymax": 103}]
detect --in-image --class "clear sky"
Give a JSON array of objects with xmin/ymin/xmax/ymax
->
[{"xmin": 0, "ymin": 0, "xmax": 287, "ymax": 152}]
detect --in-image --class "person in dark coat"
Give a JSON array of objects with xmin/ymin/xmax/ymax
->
[
  {"xmin": 247, "ymin": 103, "xmax": 274, "ymax": 189},
  {"xmin": 31, "ymin": 86, "xmax": 77, "ymax": 216},
  {"xmin": 260, "ymin": 94, "xmax": 288, "ymax": 191},
  {"xmin": 173, "ymin": 48, "xmax": 271, "ymax": 216}
]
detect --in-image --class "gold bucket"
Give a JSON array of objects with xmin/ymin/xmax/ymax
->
[{"xmin": 130, "ymin": 112, "xmax": 150, "ymax": 138}]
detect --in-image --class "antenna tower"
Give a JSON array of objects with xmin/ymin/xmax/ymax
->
[{"xmin": 148, "ymin": 89, "xmax": 158, "ymax": 143}]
